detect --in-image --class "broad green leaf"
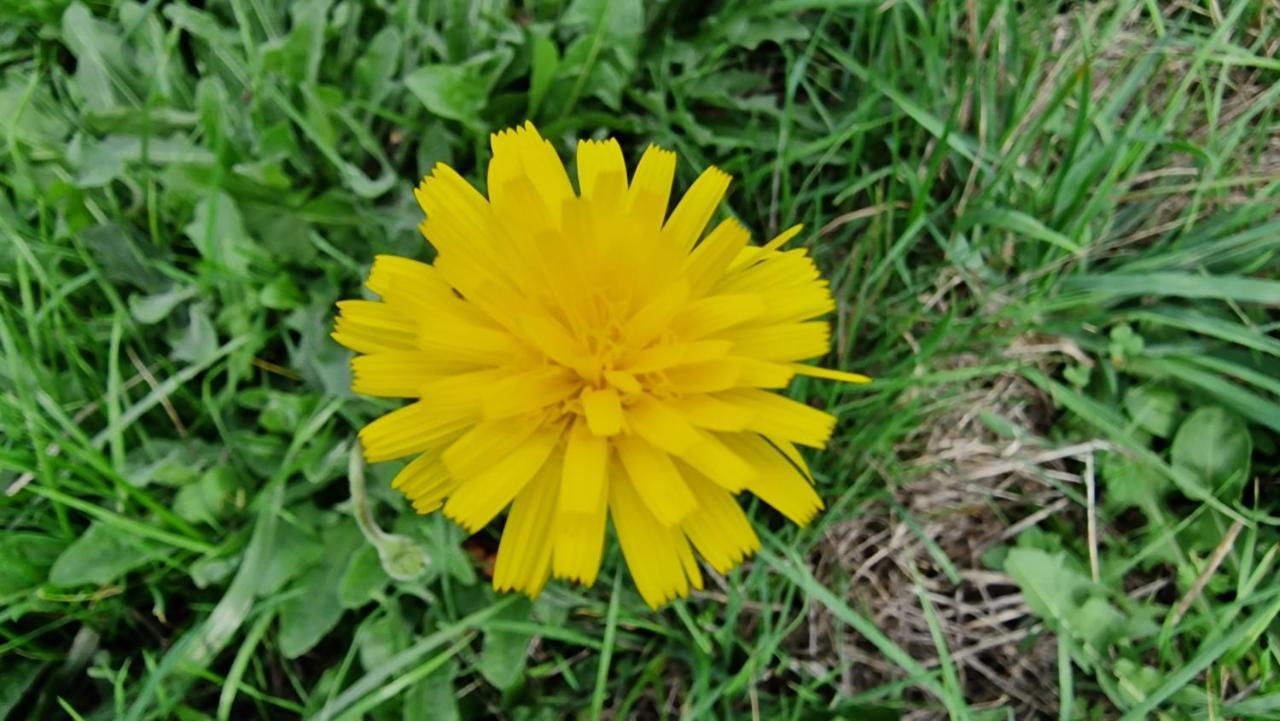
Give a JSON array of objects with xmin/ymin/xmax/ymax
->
[
  {"xmin": 248, "ymin": 211, "xmax": 316, "ymax": 262},
  {"xmin": 239, "ymin": 389, "xmax": 309, "ymax": 434},
  {"xmin": 355, "ymin": 27, "xmax": 402, "ymax": 104},
  {"xmin": 718, "ymin": 11, "xmax": 810, "ymax": 51},
  {"xmin": 404, "ymin": 660, "xmax": 460, "ymax": 721},
  {"xmin": 339, "ymin": 545, "xmax": 389, "ymax": 609},
  {"xmin": 1123, "ymin": 385, "xmax": 1180, "ymax": 438},
  {"xmin": 182, "ymin": 192, "xmax": 257, "ymax": 274},
  {"xmin": 0, "ymin": 661, "xmax": 42, "ymax": 721},
  {"xmin": 1171, "ymin": 406, "xmax": 1251, "ymax": 494},
  {"xmin": 0, "ymin": 533, "xmax": 65, "ymax": 594},
  {"xmin": 1101, "ymin": 453, "xmax": 1170, "ymax": 513},
  {"xmin": 477, "ymin": 597, "xmax": 533, "ymax": 692},
  {"xmin": 1128, "ymin": 356, "xmax": 1280, "ymax": 433},
  {"xmin": 255, "ymin": 521, "xmax": 324, "ymax": 596},
  {"xmin": 168, "ymin": 304, "xmax": 219, "ymax": 364},
  {"xmin": 0, "ymin": 81, "xmax": 69, "ymax": 145},
  {"xmin": 410, "ymin": 515, "xmax": 472, "ymax": 586},
  {"xmin": 527, "ymin": 32, "xmax": 559, "ymax": 117},
  {"xmin": 318, "ymin": 599, "xmax": 518, "ymax": 720},
  {"xmin": 278, "ymin": 523, "xmax": 360, "ymax": 658},
  {"xmin": 129, "ymin": 286, "xmax": 195, "ymax": 325},
  {"xmin": 405, "ymin": 50, "xmax": 512, "ymax": 125},
  {"xmin": 260, "ymin": 274, "xmax": 305, "ymax": 310},
  {"xmin": 82, "ymin": 223, "xmax": 164, "ymax": 292},
  {"xmin": 285, "ymin": 303, "xmax": 352, "ymax": 395},
  {"xmin": 558, "ymin": 9, "xmax": 643, "ymax": 113},
  {"xmin": 173, "ymin": 467, "xmax": 236, "ymax": 526},
  {"xmin": 162, "ymin": 4, "xmax": 240, "ymax": 50},
  {"xmin": 278, "ymin": 0, "xmax": 333, "ymax": 85},
  {"xmin": 49, "ymin": 522, "xmax": 154, "ymax": 587},
  {"xmin": 233, "ymin": 159, "xmax": 293, "ymax": 189},
  {"xmin": 126, "ymin": 440, "xmax": 216, "ymax": 488},
  {"xmin": 190, "ymin": 554, "xmax": 239, "ymax": 590},
  {"xmin": 62, "ymin": 2, "xmax": 125, "ymax": 110},
  {"xmin": 1003, "ymin": 547, "xmax": 1126, "ymax": 653},
  {"xmin": 357, "ymin": 611, "xmax": 409, "ymax": 672},
  {"xmin": 564, "ymin": 0, "xmax": 644, "ymax": 45},
  {"xmin": 196, "ymin": 76, "xmax": 230, "ymax": 154},
  {"xmin": 70, "ymin": 133, "xmax": 130, "ymax": 187}
]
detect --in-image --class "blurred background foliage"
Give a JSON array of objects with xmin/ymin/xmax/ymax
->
[{"xmin": 1, "ymin": 0, "xmax": 1278, "ymax": 718}]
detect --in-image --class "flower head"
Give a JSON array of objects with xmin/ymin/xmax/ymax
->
[{"xmin": 333, "ymin": 122, "xmax": 867, "ymax": 608}]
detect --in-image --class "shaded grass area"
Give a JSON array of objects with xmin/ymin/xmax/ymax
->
[{"xmin": 1, "ymin": 0, "xmax": 1278, "ymax": 718}]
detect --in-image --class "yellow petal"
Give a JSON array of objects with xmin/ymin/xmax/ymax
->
[
  {"xmin": 359, "ymin": 401, "xmax": 471, "ymax": 463},
  {"xmin": 483, "ymin": 366, "xmax": 581, "ymax": 419},
  {"xmin": 719, "ymin": 246, "xmax": 822, "ymax": 293},
  {"xmin": 756, "ymin": 285, "xmax": 836, "ymax": 325},
  {"xmin": 351, "ymin": 351, "xmax": 467, "ymax": 398},
  {"xmin": 442, "ymin": 416, "xmax": 541, "ymax": 482},
  {"xmin": 720, "ymin": 433, "xmax": 824, "ymax": 526},
  {"xmin": 576, "ymin": 138, "xmax": 627, "ymax": 201},
  {"xmin": 444, "ymin": 424, "xmax": 564, "ymax": 533},
  {"xmin": 625, "ymin": 145, "xmax": 676, "ymax": 225},
  {"xmin": 626, "ymin": 395, "xmax": 700, "ymax": 454},
  {"xmin": 672, "ymin": 294, "xmax": 765, "ymax": 339},
  {"xmin": 332, "ymin": 300, "xmax": 418, "ymax": 354},
  {"xmin": 663, "ymin": 360, "xmax": 742, "ymax": 394},
  {"xmin": 365, "ymin": 254, "xmax": 436, "ymax": 298},
  {"xmin": 415, "ymin": 165, "xmax": 505, "ymax": 288},
  {"xmin": 773, "ymin": 438, "xmax": 814, "ymax": 482},
  {"xmin": 581, "ymin": 387, "xmax": 623, "ymax": 436},
  {"xmin": 615, "ymin": 435, "xmax": 697, "ymax": 526},
  {"xmin": 603, "ymin": 370, "xmax": 642, "ymax": 395},
  {"xmin": 367, "ymin": 253, "xmax": 504, "ymax": 334},
  {"xmin": 719, "ymin": 321, "xmax": 830, "ymax": 362},
  {"xmin": 662, "ymin": 166, "xmax": 731, "ymax": 254},
  {"xmin": 390, "ymin": 453, "xmax": 457, "ymax": 514},
  {"xmin": 418, "ymin": 369, "xmax": 509, "ymax": 417},
  {"xmin": 489, "ymin": 122, "xmax": 574, "ymax": 225},
  {"xmin": 514, "ymin": 310, "xmax": 592, "ymax": 375},
  {"xmin": 493, "ymin": 457, "xmax": 559, "ymax": 597},
  {"xmin": 622, "ymin": 340, "xmax": 732, "ymax": 374},
  {"xmin": 761, "ymin": 223, "xmax": 804, "ymax": 252},
  {"xmin": 714, "ymin": 389, "xmax": 836, "ymax": 448},
  {"xmin": 559, "ymin": 419, "xmax": 607, "ymax": 515},
  {"xmin": 682, "ymin": 218, "xmax": 750, "ymax": 297},
  {"xmin": 624, "ymin": 280, "xmax": 689, "ymax": 348},
  {"xmin": 491, "ymin": 175, "xmax": 556, "ymax": 254},
  {"xmin": 681, "ymin": 470, "xmax": 760, "ymax": 574},
  {"xmin": 733, "ymin": 359, "xmax": 795, "ymax": 389},
  {"xmin": 790, "ymin": 363, "xmax": 872, "ymax": 384},
  {"xmin": 673, "ymin": 433, "xmax": 756, "ymax": 493},
  {"xmin": 414, "ymin": 164, "xmax": 491, "ymax": 236},
  {"xmin": 610, "ymin": 473, "xmax": 696, "ymax": 608},
  {"xmin": 676, "ymin": 527, "xmax": 703, "ymax": 592},
  {"xmin": 553, "ymin": 468, "xmax": 608, "ymax": 585},
  {"xmin": 665, "ymin": 394, "xmax": 754, "ymax": 432}
]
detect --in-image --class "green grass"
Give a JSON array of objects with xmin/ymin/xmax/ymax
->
[{"xmin": 2, "ymin": 0, "xmax": 1279, "ymax": 718}]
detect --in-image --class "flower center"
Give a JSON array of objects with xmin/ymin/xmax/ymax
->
[{"xmin": 523, "ymin": 286, "xmax": 682, "ymax": 428}]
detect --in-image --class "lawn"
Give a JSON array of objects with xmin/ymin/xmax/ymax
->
[{"xmin": 2, "ymin": 0, "xmax": 1279, "ymax": 719}]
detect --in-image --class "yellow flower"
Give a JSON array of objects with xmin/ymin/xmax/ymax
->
[{"xmin": 333, "ymin": 122, "xmax": 868, "ymax": 608}]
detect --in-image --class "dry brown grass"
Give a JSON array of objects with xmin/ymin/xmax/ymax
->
[{"xmin": 795, "ymin": 357, "xmax": 1114, "ymax": 717}]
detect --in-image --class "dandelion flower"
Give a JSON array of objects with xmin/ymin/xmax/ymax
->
[{"xmin": 333, "ymin": 122, "xmax": 868, "ymax": 608}]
